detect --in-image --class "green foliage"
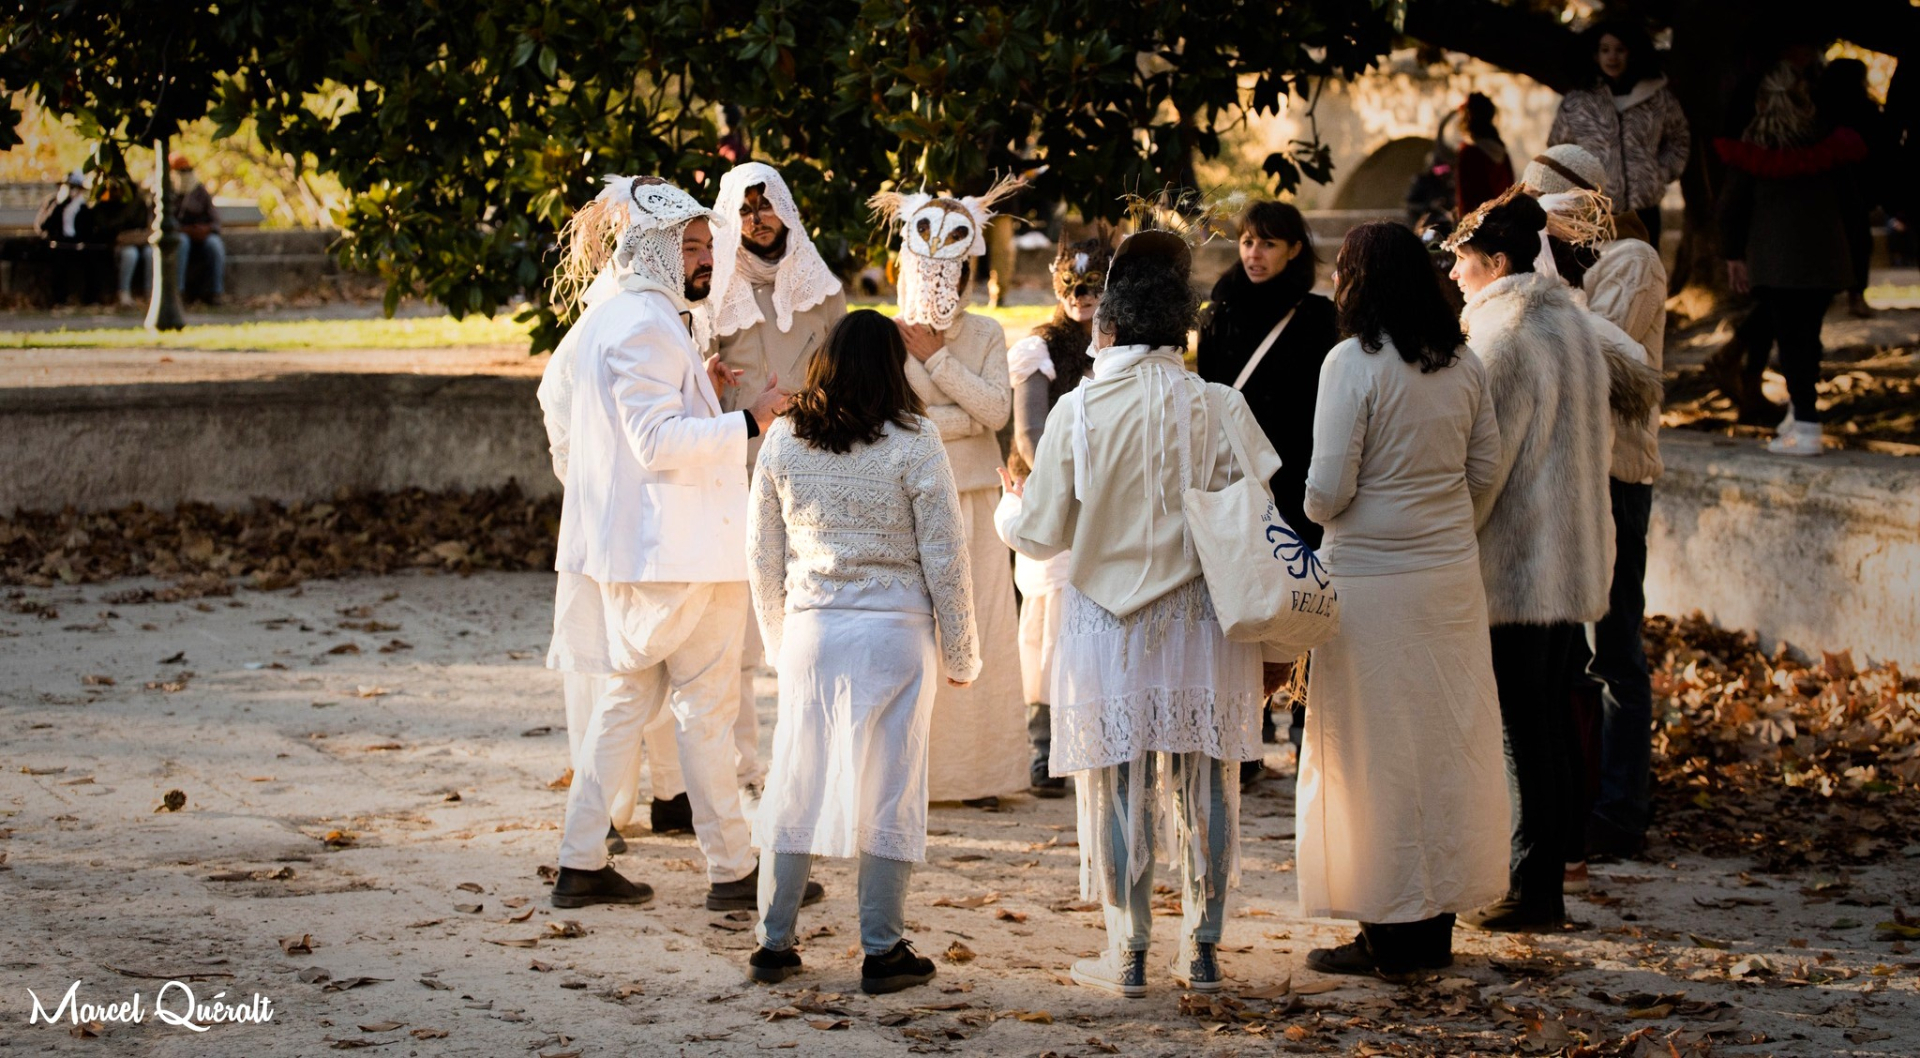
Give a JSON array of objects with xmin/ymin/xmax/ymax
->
[{"xmin": 5, "ymin": 1, "xmax": 1397, "ymax": 351}]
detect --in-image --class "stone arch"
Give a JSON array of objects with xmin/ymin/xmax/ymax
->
[{"xmin": 1331, "ymin": 137, "xmax": 1437, "ymax": 211}]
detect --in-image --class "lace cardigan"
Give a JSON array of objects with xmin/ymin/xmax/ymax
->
[{"xmin": 748, "ymin": 416, "xmax": 982, "ymax": 683}]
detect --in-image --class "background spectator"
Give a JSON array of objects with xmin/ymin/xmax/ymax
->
[
  {"xmin": 91, "ymin": 175, "xmax": 153, "ymax": 308},
  {"xmin": 34, "ymin": 171, "xmax": 94, "ymax": 304},
  {"xmin": 1548, "ymin": 20, "xmax": 1691, "ymax": 248},
  {"xmin": 1815, "ymin": 58, "xmax": 1887, "ymax": 319},
  {"xmin": 170, "ymin": 152, "xmax": 226, "ymax": 305},
  {"xmin": 1455, "ymin": 93, "xmax": 1514, "ymax": 217}
]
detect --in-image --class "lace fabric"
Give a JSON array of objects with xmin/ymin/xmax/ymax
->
[
  {"xmin": 1049, "ymin": 578, "xmax": 1264, "ymax": 775},
  {"xmin": 709, "ymin": 163, "xmax": 843, "ymax": 338},
  {"xmin": 748, "ymin": 418, "xmax": 981, "ymax": 683}
]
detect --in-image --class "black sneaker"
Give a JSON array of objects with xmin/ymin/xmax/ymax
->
[
  {"xmin": 1586, "ymin": 815, "xmax": 1646, "ymax": 861},
  {"xmin": 961, "ymin": 796, "xmax": 1001, "ymax": 810},
  {"xmin": 748, "ymin": 945, "xmax": 804, "ymax": 984},
  {"xmin": 862, "ymin": 940, "xmax": 936, "ymax": 994},
  {"xmin": 550, "ymin": 865, "xmax": 652, "ymax": 909},
  {"xmin": 706, "ymin": 866, "xmax": 824, "ymax": 911},
  {"xmin": 650, "ymin": 793, "xmax": 693, "ymax": 835},
  {"xmin": 605, "ymin": 824, "xmax": 628, "ymax": 855},
  {"xmin": 1305, "ymin": 935, "xmax": 1375, "ymax": 977},
  {"xmin": 1461, "ymin": 896, "xmax": 1565, "ymax": 933},
  {"xmin": 1029, "ymin": 770, "xmax": 1068, "ymax": 799}
]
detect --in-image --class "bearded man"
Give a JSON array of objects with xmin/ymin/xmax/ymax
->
[
  {"xmin": 704, "ymin": 163, "xmax": 848, "ymax": 789},
  {"xmin": 545, "ymin": 176, "xmax": 820, "ymax": 913}
]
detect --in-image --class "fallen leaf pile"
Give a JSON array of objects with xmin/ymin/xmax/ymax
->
[
  {"xmin": 1645, "ymin": 613, "xmax": 1920, "ymax": 867},
  {"xmin": 0, "ymin": 484, "xmax": 559, "ymax": 590}
]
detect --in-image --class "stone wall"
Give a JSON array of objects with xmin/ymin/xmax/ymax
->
[
  {"xmin": 0, "ymin": 374, "xmax": 554, "ymax": 513},
  {"xmin": 5, "ymin": 376, "xmax": 1913, "ymax": 667},
  {"xmin": 1646, "ymin": 432, "xmax": 1920, "ymax": 668}
]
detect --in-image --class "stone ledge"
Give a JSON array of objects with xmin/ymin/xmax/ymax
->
[{"xmin": 1647, "ymin": 430, "xmax": 1920, "ymax": 668}]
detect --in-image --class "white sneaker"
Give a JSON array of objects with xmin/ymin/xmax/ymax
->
[
  {"xmin": 1767, "ymin": 421, "xmax": 1824, "ymax": 457},
  {"xmin": 1070, "ymin": 949, "xmax": 1148, "ymax": 998}
]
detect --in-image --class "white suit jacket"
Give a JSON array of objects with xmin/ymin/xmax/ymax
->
[{"xmin": 556, "ymin": 287, "xmax": 750, "ymax": 584}]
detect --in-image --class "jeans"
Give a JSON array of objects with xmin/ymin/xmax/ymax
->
[
  {"xmin": 1745, "ymin": 286, "xmax": 1834, "ymax": 422},
  {"xmin": 116, "ymin": 245, "xmax": 149, "ymax": 297},
  {"xmin": 1490, "ymin": 622, "xmax": 1580, "ymax": 914},
  {"xmin": 1027, "ymin": 702, "xmax": 1051, "ymax": 781},
  {"xmin": 173, "ymin": 231, "xmax": 226, "ymax": 296},
  {"xmin": 757, "ymin": 851, "xmax": 911, "ymax": 956},
  {"xmin": 1094, "ymin": 753, "xmax": 1231, "ymax": 952},
  {"xmin": 1589, "ymin": 480, "xmax": 1654, "ymax": 836}
]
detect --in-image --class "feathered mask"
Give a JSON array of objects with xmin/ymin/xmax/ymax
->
[
  {"xmin": 869, "ymin": 175, "xmax": 1025, "ymax": 328},
  {"xmin": 552, "ymin": 176, "xmax": 713, "ymax": 320}
]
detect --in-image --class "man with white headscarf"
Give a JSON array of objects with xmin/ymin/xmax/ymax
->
[
  {"xmin": 545, "ymin": 175, "xmax": 820, "ymax": 914},
  {"xmin": 706, "ymin": 162, "xmax": 848, "ymax": 789}
]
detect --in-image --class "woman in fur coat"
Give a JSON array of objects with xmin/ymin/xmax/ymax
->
[
  {"xmin": 1548, "ymin": 20, "xmax": 1690, "ymax": 246},
  {"xmin": 1444, "ymin": 190, "xmax": 1615, "ymax": 933}
]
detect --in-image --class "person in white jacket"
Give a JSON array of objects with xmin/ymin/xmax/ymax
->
[
  {"xmin": 545, "ymin": 175, "xmax": 816, "ymax": 914},
  {"xmin": 538, "ymin": 268, "xmax": 691, "ymax": 847}
]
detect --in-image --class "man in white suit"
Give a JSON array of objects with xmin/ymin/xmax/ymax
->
[{"xmin": 546, "ymin": 176, "xmax": 820, "ymax": 912}]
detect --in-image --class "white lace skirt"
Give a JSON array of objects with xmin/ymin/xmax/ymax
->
[
  {"xmin": 754, "ymin": 608, "xmax": 939, "ymax": 862},
  {"xmin": 1048, "ymin": 577, "xmax": 1265, "ymax": 776}
]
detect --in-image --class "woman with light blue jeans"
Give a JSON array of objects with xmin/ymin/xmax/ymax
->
[{"xmin": 743, "ymin": 311, "xmax": 981, "ymax": 996}]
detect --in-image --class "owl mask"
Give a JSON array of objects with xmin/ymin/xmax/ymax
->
[
  {"xmin": 552, "ymin": 175, "xmax": 715, "ymax": 328},
  {"xmin": 868, "ymin": 176, "xmax": 1024, "ymax": 330}
]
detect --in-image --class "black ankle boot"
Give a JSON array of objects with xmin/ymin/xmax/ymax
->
[
  {"xmin": 650, "ymin": 793, "xmax": 693, "ymax": 835},
  {"xmin": 748, "ymin": 945, "xmax": 804, "ymax": 984},
  {"xmin": 550, "ymin": 865, "xmax": 652, "ymax": 908},
  {"xmin": 706, "ymin": 866, "xmax": 824, "ymax": 911},
  {"xmin": 605, "ymin": 824, "xmax": 628, "ymax": 855},
  {"xmin": 862, "ymin": 940, "xmax": 936, "ymax": 994}
]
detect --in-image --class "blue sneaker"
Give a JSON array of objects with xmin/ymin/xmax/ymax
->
[{"xmin": 1171, "ymin": 940, "xmax": 1221, "ymax": 992}]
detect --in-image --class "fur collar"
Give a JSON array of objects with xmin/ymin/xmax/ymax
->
[{"xmin": 1460, "ymin": 270, "xmax": 1566, "ymax": 334}]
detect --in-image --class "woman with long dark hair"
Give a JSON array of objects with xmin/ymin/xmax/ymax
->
[
  {"xmin": 1296, "ymin": 222, "xmax": 1509, "ymax": 979},
  {"xmin": 1195, "ymin": 200, "xmax": 1339, "ymax": 778},
  {"xmin": 745, "ymin": 309, "xmax": 981, "ymax": 995},
  {"xmin": 1548, "ymin": 19, "xmax": 1690, "ymax": 246},
  {"xmin": 1445, "ymin": 191, "xmax": 1614, "ymax": 933}
]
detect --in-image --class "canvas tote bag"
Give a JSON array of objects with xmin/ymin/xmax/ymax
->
[{"xmin": 1182, "ymin": 388, "xmax": 1339, "ymax": 651}]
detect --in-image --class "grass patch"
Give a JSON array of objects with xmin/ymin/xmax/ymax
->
[
  {"xmin": 0, "ymin": 314, "xmax": 532, "ymax": 352},
  {"xmin": 849, "ymin": 301, "xmax": 1054, "ymax": 338}
]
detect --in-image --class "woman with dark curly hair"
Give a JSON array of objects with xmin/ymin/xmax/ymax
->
[
  {"xmin": 745, "ymin": 309, "xmax": 981, "ymax": 995},
  {"xmin": 998, "ymin": 232, "xmax": 1281, "ymax": 998},
  {"xmin": 1295, "ymin": 222, "xmax": 1509, "ymax": 980}
]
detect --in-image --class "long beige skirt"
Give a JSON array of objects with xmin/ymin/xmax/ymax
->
[
  {"xmin": 1296, "ymin": 555, "xmax": 1510, "ymax": 923},
  {"xmin": 926, "ymin": 486, "xmax": 1030, "ymax": 801}
]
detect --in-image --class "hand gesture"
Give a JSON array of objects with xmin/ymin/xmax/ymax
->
[
  {"xmin": 996, "ymin": 466, "xmax": 1025, "ymax": 499},
  {"xmin": 748, "ymin": 370, "xmax": 790, "ymax": 430},
  {"xmin": 704, "ymin": 353, "xmax": 743, "ymax": 397},
  {"xmin": 898, "ymin": 320, "xmax": 944, "ymax": 363}
]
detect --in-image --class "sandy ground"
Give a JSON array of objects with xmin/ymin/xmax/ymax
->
[{"xmin": 2, "ymin": 571, "xmax": 1917, "ymax": 1057}]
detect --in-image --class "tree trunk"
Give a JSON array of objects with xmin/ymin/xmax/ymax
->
[{"xmin": 145, "ymin": 135, "xmax": 186, "ymax": 332}]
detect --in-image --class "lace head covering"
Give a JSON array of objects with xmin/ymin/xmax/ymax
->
[
  {"xmin": 708, "ymin": 163, "xmax": 843, "ymax": 337},
  {"xmin": 552, "ymin": 175, "xmax": 716, "ymax": 324},
  {"xmin": 868, "ymin": 175, "xmax": 1024, "ymax": 329}
]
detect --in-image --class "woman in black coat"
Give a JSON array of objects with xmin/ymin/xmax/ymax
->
[
  {"xmin": 1196, "ymin": 200, "xmax": 1340, "ymax": 551},
  {"xmin": 1195, "ymin": 200, "xmax": 1339, "ymax": 781}
]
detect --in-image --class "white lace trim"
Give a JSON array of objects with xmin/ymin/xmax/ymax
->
[
  {"xmin": 709, "ymin": 163, "xmax": 842, "ymax": 337},
  {"xmin": 1049, "ymin": 579, "xmax": 1264, "ymax": 775},
  {"xmin": 759, "ymin": 823, "xmax": 926, "ymax": 863}
]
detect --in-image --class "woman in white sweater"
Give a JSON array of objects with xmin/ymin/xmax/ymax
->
[
  {"xmin": 745, "ymin": 310, "xmax": 981, "ymax": 995},
  {"xmin": 1445, "ymin": 191, "xmax": 1614, "ymax": 933},
  {"xmin": 1297, "ymin": 222, "xmax": 1510, "ymax": 980},
  {"xmin": 999, "ymin": 232, "xmax": 1279, "ymax": 998}
]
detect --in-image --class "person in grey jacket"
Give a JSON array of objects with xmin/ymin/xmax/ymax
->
[{"xmin": 1548, "ymin": 20, "xmax": 1690, "ymax": 247}]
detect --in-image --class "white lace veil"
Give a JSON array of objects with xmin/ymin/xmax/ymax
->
[
  {"xmin": 708, "ymin": 163, "xmax": 842, "ymax": 337},
  {"xmin": 868, "ymin": 176, "xmax": 1023, "ymax": 330}
]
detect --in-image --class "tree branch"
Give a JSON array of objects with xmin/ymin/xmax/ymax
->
[{"xmin": 1401, "ymin": 0, "xmax": 1584, "ymax": 92}]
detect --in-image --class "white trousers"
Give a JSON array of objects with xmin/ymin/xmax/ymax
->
[
  {"xmin": 564, "ymin": 673, "xmax": 683, "ymax": 828},
  {"xmin": 735, "ymin": 618, "xmax": 765, "ymax": 785},
  {"xmin": 558, "ymin": 582, "xmax": 755, "ymax": 882}
]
